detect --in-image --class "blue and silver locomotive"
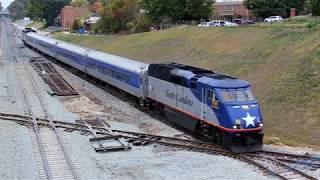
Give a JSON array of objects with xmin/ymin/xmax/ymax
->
[
  {"xmin": 147, "ymin": 63, "xmax": 263, "ymax": 152},
  {"xmin": 22, "ymin": 28, "xmax": 263, "ymax": 153}
]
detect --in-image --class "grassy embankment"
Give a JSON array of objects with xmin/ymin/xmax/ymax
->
[
  {"xmin": 52, "ymin": 16, "xmax": 320, "ymax": 148},
  {"xmin": 26, "ymin": 21, "xmax": 44, "ymax": 29}
]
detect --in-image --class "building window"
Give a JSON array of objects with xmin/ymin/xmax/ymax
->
[{"xmin": 224, "ymin": 5, "xmax": 234, "ymax": 11}]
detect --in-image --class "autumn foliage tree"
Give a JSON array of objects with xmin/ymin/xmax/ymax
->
[
  {"xmin": 139, "ymin": 0, "xmax": 214, "ymax": 23},
  {"xmin": 244, "ymin": 0, "xmax": 307, "ymax": 18},
  {"xmin": 70, "ymin": 0, "xmax": 88, "ymax": 7},
  {"xmin": 96, "ymin": 0, "xmax": 140, "ymax": 33},
  {"xmin": 71, "ymin": 18, "xmax": 84, "ymax": 31},
  {"xmin": 89, "ymin": 0, "xmax": 102, "ymax": 12}
]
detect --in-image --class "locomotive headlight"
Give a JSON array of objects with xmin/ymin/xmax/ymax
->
[
  {"xmin": 242, "ymin": 105, "xmax": 249, "ymax": 110},
  {"xmin": 233, "ymin": 125, "xmax": 237, "ymax": 129},
  {"xmin": 259, "ymin": 123, "xmax": 263, "ymax": 127},
  {"xmin": 235, "ymin": 119, "xmax": 241, "ymax": 125}
]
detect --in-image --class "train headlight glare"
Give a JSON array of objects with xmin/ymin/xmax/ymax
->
[
  {"xmin": 242, "ymin": 105, "xmax": 249, "ymax": 110},
  {"xmin": 259, "ymin": 123, "xmax": 263, "ymax": 127},
  {"xmin": 233, "ymin": 125, "xmax": 237, "ymax": 129}
]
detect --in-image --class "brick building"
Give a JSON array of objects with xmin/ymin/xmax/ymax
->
[
  {"xmin": 213, "ymin": 0, "xmax": 252, "ymax": 20},
  {"xmin": 61, "ymin": 6, "xmax": 87, "ymax": 31}
]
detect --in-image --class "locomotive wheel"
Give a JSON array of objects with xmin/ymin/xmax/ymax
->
[
  {"xmin": 196, "ymin": 121, "xmax": 221, "ymax": 144},
  {"xmin": 154, "ymin": 102, "xmax": 164, "ymax": 117},
  {"xmin": 197, "ymin": 121, "xmax": 213, "ymax": 139}
]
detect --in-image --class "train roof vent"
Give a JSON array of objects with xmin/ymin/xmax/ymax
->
[
  {"xmin": 190, "ymin": 77, "xmax": 199, "ymax": 81},
  {"xmin": 204, "ymin": 73, "xmax": 237, "ymax": 80},
  {"xmin": 170, "ymin": 63, "xmax": 215, "ymax": 74}
]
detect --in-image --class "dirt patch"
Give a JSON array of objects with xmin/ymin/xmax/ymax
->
[{"xmin": 63, "ymin": 96, "xmax": 111, "ymax": 119}]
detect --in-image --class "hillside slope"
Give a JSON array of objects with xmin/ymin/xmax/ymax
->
[{"xmin": 53, "ymin": 25, "xmax": 320, "ymax": 147}]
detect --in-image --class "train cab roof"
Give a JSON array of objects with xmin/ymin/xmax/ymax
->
[
  {"xmin": 148, "ymin": 63, "xmax": 250, "ymax": 89},
  {"xmin": 22, "ymin": 27, "xmax": 36, "ymax": 33}
]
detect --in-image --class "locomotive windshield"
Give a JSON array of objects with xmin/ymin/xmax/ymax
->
[{"xmin": 220, "ymin": 89, "xmax": 255, "ymax": 102}]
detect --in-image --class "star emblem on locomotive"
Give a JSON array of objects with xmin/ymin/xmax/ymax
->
[{"xmin": 242, "ymin": 112, "xmax": 257, "ymax": 128}]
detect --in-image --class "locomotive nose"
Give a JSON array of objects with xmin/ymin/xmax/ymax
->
[
  {"xmin": 221, "ymin": 103, "xmax": 264, "ymax": 153},
  {"xmin": 225, "ymin": 103, "xmax": 263, "ymax": 130}
]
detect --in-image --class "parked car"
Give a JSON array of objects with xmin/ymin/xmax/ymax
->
[
  {"xmin": 198, "ymin": 22, "xmax": 213, "ymax": 27},
  {"xmin": 264, "ymin": 16, "xmax": 283, "ymax": 22},
  {"xmin": 198, "ymin": 20, "xmax": 238, "ymax": 27},
  {"xmin": 224, "ymin": 21, "xmax": 238, "ymax": 27},
  {"xmin": 233, "ymin": 19, "xmax": 254, "ymax": 25},
  {"xmin": 211, "ymin": 20, "xmax": 225, "ymax": 26}
]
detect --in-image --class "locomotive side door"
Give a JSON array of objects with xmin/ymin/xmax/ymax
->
[
  {"xmin": 202, "ymin": 88, "xmax": 220, "ymax": 120},
  {"xmin": 175, "ymin": 84, "xmax": 178, "ymax": 107},
  {"xmin": 202, "ymin": 88, "xmax": 208, "ymax": 119},
  {"xmin": 139, "ymin": 66, "xmax": 148, "ymax": 99}
]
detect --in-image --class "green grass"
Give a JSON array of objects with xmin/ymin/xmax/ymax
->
[
  {"xmin": 53, "ymin": 18, "xmax": 320, "ymax": 148},
  {"xmin": 252, "ymin": 16, "xmax": 320, "ymax": 28},
  {"xmin": 26, "ymin": 21, "xmax": 45, "ymax": 29}
]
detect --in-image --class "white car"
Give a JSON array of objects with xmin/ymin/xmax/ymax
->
[
  {"xmin": 264, "ymin": 16, "xmax": 283, "ymax": 22},
  {"xmin": 224, "ymin": 21, "xmax": 238, "ymax": 27},
  {"xmin": 211, "ymin": 20, "xmax": 225, "ymax": 26},
  {"xmin": 198, "ymin": 22, "xmax": 213, "ymax": 27}
]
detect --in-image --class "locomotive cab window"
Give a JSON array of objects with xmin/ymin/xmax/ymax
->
[
  {"xmin": 207, "ymin": 89, "xmax": 219, "ymax": 108},
  {"xmin": 207, "ymin": 90, "xmax": 214, "ymax": 99},
  {"xmin": 221, "ymin": 89, "xmax": 256, "ymax": 102}
]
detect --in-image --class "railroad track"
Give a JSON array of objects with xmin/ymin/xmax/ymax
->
[
  {"xmin": 251, "ymin": 150, "xmax": 320, "ymax": 169},
  {"xmin": 239, "ymin": 154, "xmax": 318, "ymax": 180},
  {"xmin": 112, "ymin": 129, "xmax": 229, "ymax": 153},
  {"xmin": 112, "ymin": 130, "xmax": 319, "ymax": 180},
  {"xmin": 1, "ymin": 111, "xmax": 319, "ymax": 180},
  {"xmin": 5, "ymin": 22, "xmax": 80, "ymax": 180},
  {"xmin": 30, "ymin": 57, "xmax": 79, "ymax": 96}
]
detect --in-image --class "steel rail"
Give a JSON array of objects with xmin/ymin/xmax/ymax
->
[
  {"xmin": 257, "ymin": 150, "xmax": 320, "ymax": 161},
  {"xmin": 15, "ymin": 42, "xmax": 79, "ymax": 180},
  {"xmin": 8, "ymin": 25, "xmax": 53, "ymax": 179},
  {"xmin": 112, "ymin": 129, "xmax": 214, "ymax": 146},
  {"xmin": 270, "ymin": 158, "xmax": 318, "ymax": 180},
  {"xmin": 239, "ymin": 154, "xmax": 318, "ymax": 180},
  {"xmin": 1, "ymin": 112, "xmax": 319, "ymax": 180},
  {"xmin": 13, "ymin": 54, "xmax": 53, "ymax": 179},
  {"xmin": 7, "ymin": 21, "xmax": 79, "ymax": 180},
  {"xmin": 96, "ymin": 118, "xmax": 128, "ymax": 150}
]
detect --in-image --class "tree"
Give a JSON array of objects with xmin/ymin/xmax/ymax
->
[
  {"xmin": 26, "ymin": 0, "xmax": 71, "ymax": 26},
  {"xmin": 96, "ymin": 0, "xmax": 139, "ymax": 33},
  {"xmin": 132, "ymin": 13, "xmax": 152, "ymax": 32},
  {"xmin": 244, "ymin": 0, "xmax": 307, "ymax": 18},
  {"xmin": 89, "ymin": 0, "xmax": 102, "ymax": 12},
  {"xmin": 71, "ymin": 18, "xmax": 83, "ymax": 31},
  {"xmin": 310, "ymin": 0, "xmax": 320, "ymax": 15},
  {"xmin": 139, "ymin": 0, "xmax": 213, "ymax": 23},
  {"xmin": 27, "ymin": 0, "xmax": 44, "ymax": 19},
  {"xmin": 71, "ymin": 0, "xmax": 88, "ymax": 7},
  {"xmin": 44, "ymin": 0, "xmax": 71, "ymax": 26},
  {"xmin": 8, "ymin": 0, "xmax": 29, "ymax": 20}
]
